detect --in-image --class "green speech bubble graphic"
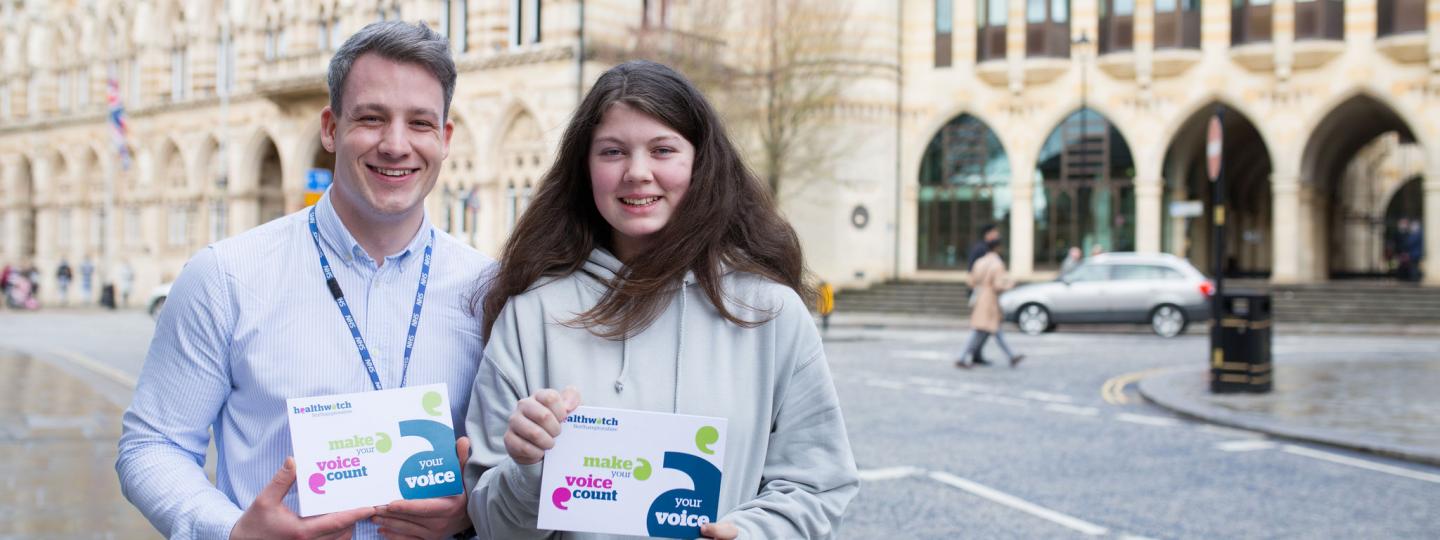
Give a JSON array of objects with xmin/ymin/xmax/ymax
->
[
  {"xmin": 634, "ymin": 457, "xmax": 653, "ymax": 481},
  {"xmin": 375, "ymin": 432, "xmax": 393, "ymax": 453},
  {"xmin": 695, "ymin": 426, "xmax": 719, "ymax": 455},
  {"xmin": 422, "ymin": 391, "xmax": 444, "ymax": 417}
]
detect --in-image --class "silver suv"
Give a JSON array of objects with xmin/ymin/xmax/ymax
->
[{"xmin": 1000, "ymin": 253, "xmax": 1214, "ymax": 338}]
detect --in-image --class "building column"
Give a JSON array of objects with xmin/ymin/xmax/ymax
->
[
  {"xmin": 1135, "ymin": 152, "xmax": 1165, "ymax": 254},
  {"xmin": 1270, "ymin": 174, "xmax": 1301, "ymax": 283},
  {"xmin": 1010, "ymin": 160, "xmax": 1036, "ymax": 278},
  {"xmin": 1426, "ymin": 167, "xmax": 1440, "ymax": 286},
  {"xmin": 1136, "ymin": 178, "xmax": 1164, "ymax": 253}
]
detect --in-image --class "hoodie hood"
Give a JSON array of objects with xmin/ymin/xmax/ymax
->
[{"xmin": 578, "ymin": 247, "xmax": 690, "ymax": 412}]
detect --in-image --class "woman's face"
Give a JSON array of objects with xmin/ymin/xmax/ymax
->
[{"xmin": 588, "ymin": 102, "xmax": 695, "ymax": 261}]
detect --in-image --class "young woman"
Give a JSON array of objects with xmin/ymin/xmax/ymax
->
[
  {"xmin": 463, "ymin": 61, "xmax": 858, "ymax": 539},
  {"xmin": 957, "ymin": 239, "xmax": 1025, "ymax": 369}
]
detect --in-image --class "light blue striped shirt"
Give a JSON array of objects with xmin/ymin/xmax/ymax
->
[{"xmin": 118, "ymin": 191, "xmax": 494, "ymax": 539}]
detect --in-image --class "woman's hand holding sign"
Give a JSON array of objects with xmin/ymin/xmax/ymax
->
[{"xmin": 505, "ymin": 387, "xmax": 583, "ymax": 464}]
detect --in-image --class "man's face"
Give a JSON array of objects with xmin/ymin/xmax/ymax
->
[
  {"xmin": 321, "ymin": 53, "xmax": 452, "ymax": 228},
  {"xmin": 985, "ymin": 229, "xmax": 1000, "ymax": 242}
]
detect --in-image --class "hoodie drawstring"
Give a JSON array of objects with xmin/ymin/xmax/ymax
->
[
  {"xmin": 615, "ymin": 337, "xmax": 629, "ymax": 393},
  {"xmin": 674, "ymin": 284, "xmax": 687, "ymax": 414}
]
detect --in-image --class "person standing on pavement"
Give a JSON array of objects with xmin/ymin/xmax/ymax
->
[
  {"xmin": 55, "ymin": 260, "xmax": 73, "ymax": 306},
  {"xmin": 116, "ymin": 260, "xmax": 134, "ymax": 308},
  {"xmin": 465, "ymin": 60, "xmax": 858, "ymax": 540},
  {"xmin": 818, "ymin": 280, "xmax": 835, "ymax": 332},
  {"xmin": 1059, "ymin": 246, "xmax": 1083, "ymax": 276},
  {"xmin": 957, "ymin": 238, "xmax": 1024, "ymax": 369},
  {"xmin": 118, "ymin": 21, "xmax": 491, "ymax": 540},
  {"xmin": 1403, "ymin": 219, "xmax": 1425, "ymax": 282},
  {"xmin": 79, "ymin": 256, "xmax": 95, "ymax": 304}
]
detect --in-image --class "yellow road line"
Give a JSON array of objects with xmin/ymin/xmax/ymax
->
[
  {"xmin": 46, "ymin": 347, "xmax": 138, "ymax": 390},
  {"xmin": 1101, "ymin": 368, "xmax": 1168, "ymax": 405}
]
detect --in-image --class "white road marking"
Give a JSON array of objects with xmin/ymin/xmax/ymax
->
[
  {"xmin": 864, "ymin": 380, "xmax": 907, "ymax": 391},
  {"xmin": 1115, "ymin": 413, "xmax": 1182, "ymax": 427},
  {"xmin": 1021, "ymin": 390, "xmax": 1073, "ymax": 403},
  {"xmin": 857, "ymin": 466, "xmax": 925, "ymax": 481},
  {"xmin": 1197, "ymin": 424, "xmax": 1263, "ymax": 438},
  {"xmin": 1215, "ymin": 440, "xmax": 1277, "ymax": 452},
  {"xmin": 928, "ymin": 471, "xmax": 1110, "ymax": 536},
  {"xmin": 1044, "ymin": 403, "xmax": 1100, "ymax": 416},
  {"xmin": 891, "ymin": 350, "xmax": 953, "ymax": 361},
  {"xmin": 974, "ymin": 394, "xmax": 1032, "ymax": 407},
  {"xmin": 919, "ymin": 387, "xmax": 965, "ymax": 397},
  {"xmin": 1281, "ymin": 445, "xmax": 1440, "ymax": 484},
  {"xmin": 47, "ymin": 347, "xmax": 137, "ymax": 389}
]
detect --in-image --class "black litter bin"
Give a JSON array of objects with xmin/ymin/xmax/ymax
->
[
  {"xmin": 1211, "ymin": 290, "xmax": 1272, "ymax": 393},
  {"xmin": 100, "ymin": 284, "xmax": 117, "ymax": 310}
]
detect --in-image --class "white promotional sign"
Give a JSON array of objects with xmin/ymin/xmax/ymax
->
[
  {"xmin": 537, "ymin": 406, "xmax": 728, "ymax": 539},
  {"xmin": 286, "ymin": 383, "xmax": 463, "ymax": 516}
]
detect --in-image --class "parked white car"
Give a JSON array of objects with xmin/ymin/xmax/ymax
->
[
  {"xmin": 148, "ymin": 282, "xmax": 172, "ymax": 319},
  {"xmin": 1000, "ymin": 253, "xmax": 1214, "ymax": 338}
]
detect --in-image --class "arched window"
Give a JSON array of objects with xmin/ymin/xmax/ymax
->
[
  {"xmin": 917, "ymin": 114, "xmax": 1011, "ymax": 270},
  {"xmin": 1034, "ymin": 109, "xmax": 1135, "ymax": 268}
]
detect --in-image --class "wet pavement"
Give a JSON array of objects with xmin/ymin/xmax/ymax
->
[
  {"xmin": 1139, "ymin": 359, "xmax": 1440, "ymax": 465},
  {"xmin": 0, "ymin": 349, "xmax": 156, "ymax": 539}
]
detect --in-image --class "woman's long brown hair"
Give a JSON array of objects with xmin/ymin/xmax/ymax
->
[{"xmin": 477, "ymin": 60, "xmax": 812, "ymax": 341}]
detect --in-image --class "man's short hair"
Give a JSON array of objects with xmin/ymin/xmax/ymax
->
[
  {"xmin": 327, "ymin": 21, "xmax": 457, "ymax": 120},
  {"xmin": 979, "ymin": 223, "xmax": 997, "ymax": 236}
]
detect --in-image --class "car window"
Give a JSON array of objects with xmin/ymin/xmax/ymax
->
[
  {"xmin": 1159, "ymin": 267, "xmax": 1186, "ymax": 280},
  {"xmin": 1113, "ymin": 265, "xmax": 1170, "ymax": 280},
  {"xmin": 1066, "ymin": 264, "xmax": 1111, "ymax": 282}
]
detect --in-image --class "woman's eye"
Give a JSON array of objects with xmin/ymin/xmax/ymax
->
[
  {"xmin": 654, "ymin": 147, "xmax": 675, "ymax": 155},
  {"xmin": 599, "ymin": 148, "xmax": 623, "ymax": 156}
]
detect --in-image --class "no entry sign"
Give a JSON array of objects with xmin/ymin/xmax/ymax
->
[{"xmin": 1207, "ymin": 114, "xmax": 1223, "ymax": 182}]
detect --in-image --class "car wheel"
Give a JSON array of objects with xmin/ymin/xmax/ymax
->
[
  {"xmin": 149, "ymin": 296, "xmax": 166, "ymax": 319},
  {"xmin": 1017, "ymin": 304, "xmax": 1051, "ymax": 336},
  {"xmin": 1151, "ymin": 304, "xmax": 1187, "ymax": 338}
]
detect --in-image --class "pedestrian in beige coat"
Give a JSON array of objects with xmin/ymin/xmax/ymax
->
[{"xmin": 957, "ymin": 239, "xmax": 1025, "ymax": 368}]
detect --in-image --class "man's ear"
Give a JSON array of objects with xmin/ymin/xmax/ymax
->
[
  {"xmin": 320, "ymin": 106, "xmax": 338, "ymax": 153},
  {"xmin": 441, "ymin": 118, "xmax": 454, "ymax": 160}
]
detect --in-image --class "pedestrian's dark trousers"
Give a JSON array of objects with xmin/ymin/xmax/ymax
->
[{"xmin": 961, "ymin": 329, "xmax": 1016, "ymax": 362}]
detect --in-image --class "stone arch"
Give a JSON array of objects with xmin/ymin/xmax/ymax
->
[
  {"xmin": 1032, "ymin": 107, "xmax": 1138, "ymax": 268},
  {"xmin": 915, "ymin": 112, "xmax": 1012, "ymax": 271},
  {"xmin": 1161, "ymin": 102, "xmax": 1274, "ymax": 277},
  {"xmin": 491, "ymin": 104, "xmax": 548, "ymax": 237},
  {"xmin": 1022, "ymin": 98, "xmax": 1141, "ymax": 172},
  {"xmin": 1299, "ymin": 92, "xmax": 1425, "ymax": 279},
  {"xmin": 155, "ymin": 138, "xmax": 187, "ymax": 191}
]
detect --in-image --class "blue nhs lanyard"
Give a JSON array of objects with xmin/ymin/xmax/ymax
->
[{"xmin": 307, "ymin": 207, "xmax": 433, "ymax": 391}]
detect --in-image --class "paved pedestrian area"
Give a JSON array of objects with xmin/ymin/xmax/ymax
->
[
  {"xmin": 1139, "ymin": 359, "xmax": 1440, "ymax": 465},
  {"xmin": 0, "ymin": 349, "xmax": 154, "ymax": 539}
]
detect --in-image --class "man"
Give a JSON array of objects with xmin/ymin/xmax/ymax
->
[
  {"xmin": 55, "ymin": 259, "xmax": 72, "ymax": 305},
  {"xmin": 1403, "ymin": 220, "xmax": 1424, "ymax": 282},
  {"xmin": 967, "ymin": 224, "xmax": 1000, "ymax": 271},
  {"xmin": 118, "ymin": 21, "xmax": 491, "ymax": 540},
  {"xmin": 1059, "ymin": 246, "xmax": 1083, "ymax": 276},
  {"xmin": 80, "ymin": 256, "xmax": 94, "ymax": 304}
]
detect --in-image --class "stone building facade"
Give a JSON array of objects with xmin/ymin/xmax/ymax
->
[{"xmin": 1, "ymin": 0, "xmax": 1436, "ymax": 308}]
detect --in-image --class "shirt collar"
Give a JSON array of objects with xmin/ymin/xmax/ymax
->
[{"xmin": 314, "ymin": 189, "xmax": 433, "ymax": 270}]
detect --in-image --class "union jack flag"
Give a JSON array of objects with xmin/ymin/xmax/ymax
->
[{"xmin": 106, "ymin": 77, "xmax": 131, "ymax": 171}]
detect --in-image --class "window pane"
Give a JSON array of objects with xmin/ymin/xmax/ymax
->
[
  {"xmin": 1115, "ymin": 0, "xmax": 1135, "ymax": 16},
  {"xmin": 1156, "ymin": 0, "xmax": 1177, "ymax": 12},
  {"xmin": 1028, "ymin": 0, "xmax": 1046, "ymax": 22},
  {"xmin": 989, "ymin": 0, "xmax": 1008, "ymax": 25},
  {"xmin": 1052, "ymin": 0, "xmax": 1069, "ymax": 22},
  {"xmin": 937, "ymin": 0, "xmax": 953, "ymax": 33}
]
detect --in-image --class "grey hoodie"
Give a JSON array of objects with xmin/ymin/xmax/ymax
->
[{"xmin": 464, "ymin": 248, "xmax": 859, "ymax": 539}]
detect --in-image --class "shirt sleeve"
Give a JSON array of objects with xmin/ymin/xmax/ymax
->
[
  {"xmin": 723, "ymin": 294, "xmax": 861, "ymax": 539},
  {"xmin": 463, "ymin": 301, "xmax": 556, "ymax": 540},
  {"xmin": 116, "ymin": 246, "xmax": 243, "ymax": 539}
]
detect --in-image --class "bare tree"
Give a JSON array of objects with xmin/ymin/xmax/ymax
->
[{"xmin": 613, "ymin": 0, "xmax": 861, "ymax": 200}]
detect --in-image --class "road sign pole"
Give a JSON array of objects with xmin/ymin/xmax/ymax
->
[{"xmin": 1208, "ymin": 106, "xmax": 1225, "ymax": 378}]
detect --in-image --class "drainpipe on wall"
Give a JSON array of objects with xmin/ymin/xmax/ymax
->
[
  {"xmin": 893, "ymin": 0, "xmax": 904, "ymax": 283},
  {"xmin": 576, "ymin": 0, "xmax": 586, "ymax": 105}
]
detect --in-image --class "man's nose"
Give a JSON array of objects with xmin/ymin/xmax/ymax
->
[{"xmin": 377, "ymin": 121, "xmax": 411, "ymax": 158}]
